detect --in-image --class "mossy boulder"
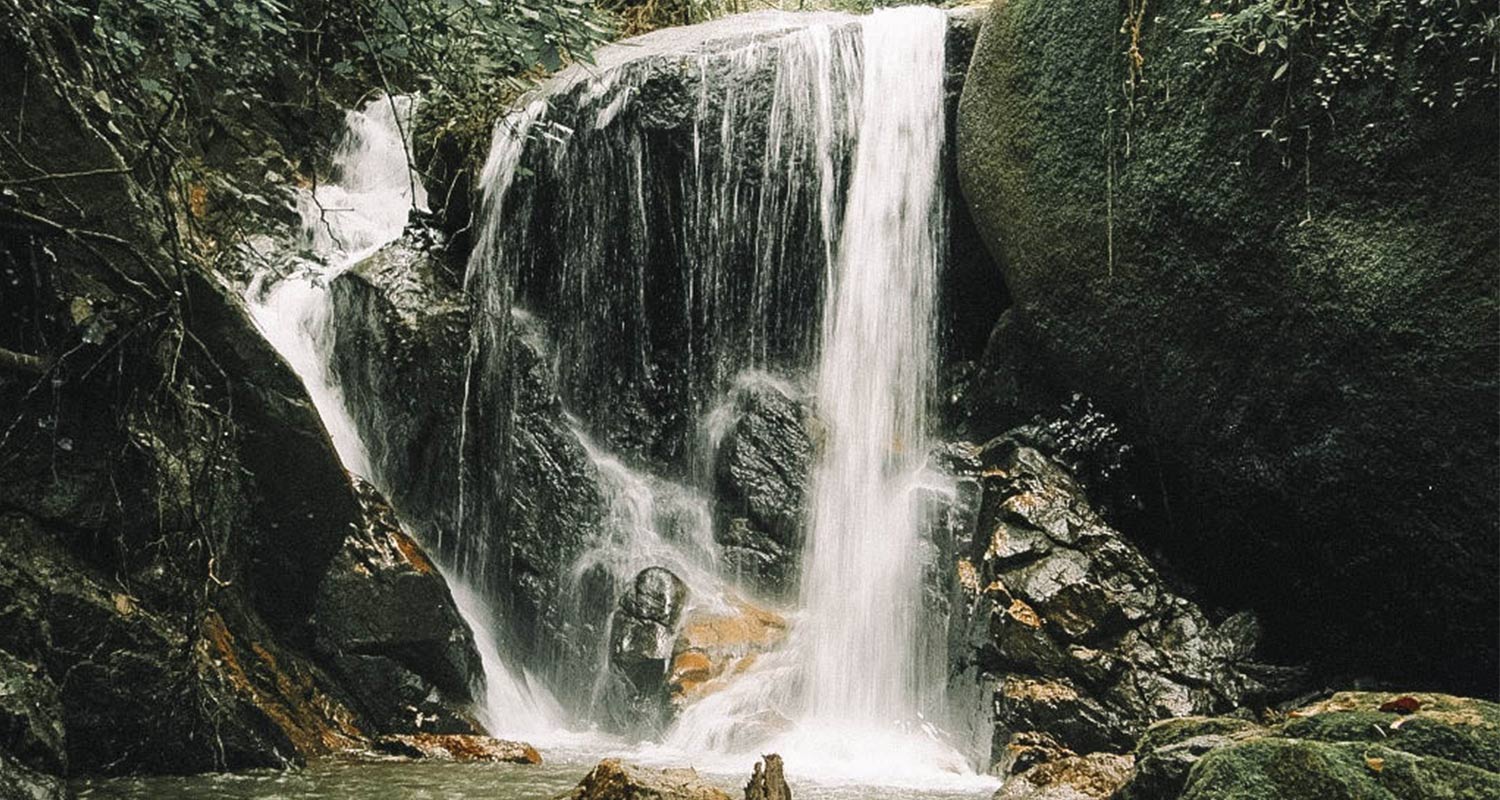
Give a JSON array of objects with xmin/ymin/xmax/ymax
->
[
  {"xmin": 958, "ymin": 0, "xmax": 1498, "ymax": 688},
  {"xmin": 1121, "ymin": 692, "xmax": 1500, "ymax": 799}
]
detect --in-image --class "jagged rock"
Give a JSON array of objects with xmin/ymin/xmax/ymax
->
[
  {"xmin": 712, "ymin": 376, "xmax": 814, "ymax": 597},
  {"xmin": 954, "ymin": 433, "xmax": 1300, "ymax": 763},
  {"xmin": 1119, "ymin": 692, "xmax": 1500, "ymax": 800},
  {"xmin": 562, "ymin": 758, "xmax": 731, "ymax": 800},
  {"xmin": 994, "ymin": 752, "xmax": 1133, "ymax": 800},
  {"xmin": 314, "ymin": 480, "xmax": 483, "ymax": 735},
  {"xmin": 371, "ymin": 733, "xmax": 540, "ymax": 764},
  {"xmin": 0, "ymin": 651, "xmax": 65, "ymax": 779},
  {"xmin": 0, "ymin": 749, "xmax": 64, "ymax": 800},
  {"xmin": 668, "ymin": 600, "xmax": 788, "ymax": 708},
  {"xmin": 744, "ymin": 753, "xmax": 791, "ymax": 800}
]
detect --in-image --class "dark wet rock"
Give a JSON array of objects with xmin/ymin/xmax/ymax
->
[
  {"xmin": 958, "ymin": 0, "xmax": 1498, "ymax": 690},
  {"xmin": 562, "ymin": 758, "xmax": 731, "ymax": 800},
  {"xmin": 314, "ymin": 480, "xmax": 484, "ymax": 735},
  {"xmin": 744, "ymin": 753, "xmax": 791, "ymax": 800},
  {"xmin": 603, "ymin": 568, "xmax": 690, "ymax": 736},
  {"xmin": 994, "ymin": 752, "xmax": 1133, "ymax": 800},
  {"xmin": 953, "ymin": 433, "xmax": 1301, "ymax": 763},
  {"xmin": 712, "ymin": 377, "xmax": 814, "ymax": 598},
  {"xmin": 610, "ymin": 568, "xmax": 689, "ymax": 681},
  {"xmin": 327, "ymin": 231, "xmax": 468, "ymax": 538},
  {"xmin": 327, "ymin": 245, "xmax": 609, "ymax": 708},
  {"xmin": 0, "ymin": 750, "xmax": 64, "ymax": 800},
  {"xmin": 0, "ymin": 651, "xmax": 65, "ymax": 779},
  {"xmin": 1119, "ymin": 692, "xmax": 1500, "ymax": 800},
  {"xmin": 370, "ymin": 733, "xmax": 540, "ymax": 764}
]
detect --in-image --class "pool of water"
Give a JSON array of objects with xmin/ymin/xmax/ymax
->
[{"xmin": 74, "ymin": 745, "xmax": 999, "ymax": 799}]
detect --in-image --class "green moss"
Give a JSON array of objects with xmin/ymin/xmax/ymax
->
[
  {"xmin": 1182, "ymin": 739, "xmax": 1500, "ymax": 800},
  {"xmin": 1136, "ymin": 716, "xmax": 1265, "ymax": 756}
]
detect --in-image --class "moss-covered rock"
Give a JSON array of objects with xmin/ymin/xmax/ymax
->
[
  {"xmin": 1120, "ymin": 692, "xmax": 1500, "ymax": 799},
  {"xmin": 1181, "ymin": 739, "xmax": 1500, "ymax": 800},
  {"xmin": 958, "ymin": 0, "xmax": 1498, "ymax": 689}
]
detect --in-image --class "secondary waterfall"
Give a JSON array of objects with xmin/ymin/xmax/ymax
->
[{"xmin": 243, "ymin": 94, "xmax": 562, "ymax": 735}]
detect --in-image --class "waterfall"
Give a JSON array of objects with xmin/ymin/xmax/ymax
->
[
  {"xmin": 252, "ymin": 6, "xmax": 988, "ymax": 790},
  {"xmin": 243, "ymin": 93, "xmax": 561, "ymax": 737}
]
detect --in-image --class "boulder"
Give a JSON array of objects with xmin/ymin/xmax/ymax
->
[
  {"xmin": 370, "ymin": 733, "xmax": 540, "ymax": 764},
  {"xmin": 953, "ymin": 433, "xmax": 1300, "ymax": 761},
  {"xmin": 314, "ymin": 481, "xmax": 484, "ymax": 735},
  {"xmin": 610, "ymin": 568, "xmax": 690, "ymax": 682},
  {"xmin": 994, "ymin": 752, "xmax": 1133, "ymax": 800},
  {"xmin": 958, "ymin": 0, "xmax": 1498, "ymax": 689},
  {"xmin": 562, "ymin": 758, "xmax": 731, "ymax": 800},
  {"xmin": 1119, "ymin": 692, "xmax": 1500, "ymax": 800}
]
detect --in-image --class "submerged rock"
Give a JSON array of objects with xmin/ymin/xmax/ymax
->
[
  {"xmin": 743, "ymin": 753, "xmax": 791, "ymax": 800},
  {"xmin": 1119, "ymin": 692, "xmax": 1500, "ymax": 800},
  {"xmin": 562, "ymin": 758, "xmax": 731, "ymax": 800},
  {"xmin": 371, "ymin": 733, "xmax": 540, "ymax": 764},
  {"xmin": 314, "ymin": 480, "xmax": 484, "ymax": 736},
  {"xmin": 953, "ymin": 433, "xmax": 1300, "ymax": 763}
]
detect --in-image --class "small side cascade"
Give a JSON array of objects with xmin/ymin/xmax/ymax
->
[{"xmin": 243, "ymin": 93, "xmax": 561, "ymax": 737}]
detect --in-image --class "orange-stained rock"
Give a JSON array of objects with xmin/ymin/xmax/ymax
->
[
  {"xmin": 668, "ymin": 599, "xmax": 788, "ymax": 707},
  {"xmin": 371, "ymin": 733, "xmax": 541, "ymax": 764}
]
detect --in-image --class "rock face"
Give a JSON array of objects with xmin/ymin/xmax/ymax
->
[
  {"xmin": 314, "ymin": 480, "xmax": 484, "ymax": 735},
  {"xmin": 953, "ymin": 433, "xmax": 1298, "ymax": 763},
  {"xmin": 563, "ymin": 759, "xmax": 731, "ymax": 800},
  {"xmin": 327, "ymin": 238, "xmax": 610, "ymax": 706},
  {"xmin": 710, "ymin": 376, "xmax": 815, "ymax": 597},
  {"xmin": 1119, "ymin": 692, "xmax": 1500, "ymax": 800},
  {"xmin": 0, "ymin": 3, "xmax": 491, "ymax": 779},
  {"xmin": 958, "ymin": 0, "xmax": 1498, "ymax": 690}
]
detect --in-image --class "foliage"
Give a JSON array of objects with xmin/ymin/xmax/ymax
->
[
  {"xmin": 55, "ymin": 0, "xmax": 610, "ymax": 113},
  {"xmin": 1189, "ymin": 0, "xmax": 1497, "ymax": 142}
]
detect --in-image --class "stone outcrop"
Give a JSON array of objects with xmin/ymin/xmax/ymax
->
[
  {"xmin": 370, "ymin": 733, "xmax": 540, "ymax": 764},
  {"xmin": 562, "ymin": 758, "xmax": 731, "ymax": 800},
  {"xmin": 952, "ymin": 433, "xmax": 1300, "ymax": 764},
  {"xmin": 710, "ymin": 376, "xmax": 814, "ymax": 597},
  {"xmin": 314, "ymin": 480, "xmax": 484, "ymax": 736},
  {"xmin": 1118, "ymin": 692, "xmax": 1500, "ymax": 799},
  {"xmin": 994, "ymin": 751, "xmax": 1133, "ymax": 800},
  {"xmin": 958, "ymin": 0, "xmax": 1498, "ymax": 689}
]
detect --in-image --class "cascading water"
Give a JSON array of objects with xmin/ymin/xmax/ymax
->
[
  {"xmin": 452, "ymin": 6, "xmax": 987, "ymax": 788},
  {"xmin": 799, "ymin": 7, "xmax": 946, "ymax": 726},
  {"xmin": 253, "ymin": 7, "xmax": 992, "ymax": 793},
  {"xmin": 243, "ymin": 94, "xmax": 561, "ymax": 736}
]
